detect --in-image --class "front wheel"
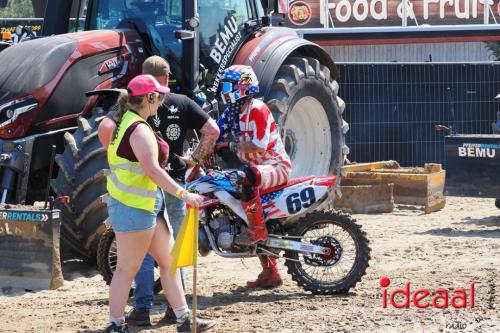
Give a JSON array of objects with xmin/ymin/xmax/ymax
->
[
  {"xmin": 284, "ymin": 210, "xmax": 370, "ymax": 294},
  {"xmin": 96, "ymin": 227, "xmax": 162, "ymax": 296}
]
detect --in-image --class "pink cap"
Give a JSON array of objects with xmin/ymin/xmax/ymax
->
[{"xmin": 127, "ymin": 74, "xmax": 170, "ymax": 96}]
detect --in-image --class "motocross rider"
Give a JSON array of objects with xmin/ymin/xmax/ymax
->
[{"xmin": 215, "ymin": 65, "xmax": 292, "ymax": 288}]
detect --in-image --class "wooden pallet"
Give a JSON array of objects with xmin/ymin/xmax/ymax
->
[{"xmin": 334, "ymin": 161, "xmax": 446, "ymax": 214}]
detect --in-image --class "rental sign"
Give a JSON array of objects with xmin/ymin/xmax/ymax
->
[{"xmin": 280, "ymin": 0, "xmax": 500, "ymax": 28}]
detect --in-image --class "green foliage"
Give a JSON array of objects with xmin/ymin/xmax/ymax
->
[{"xmin": 0, "ymin": 0, "xmax": 34, "ymax": 18}]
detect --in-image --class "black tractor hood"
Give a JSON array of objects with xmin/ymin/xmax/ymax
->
[{"xmin": 0, "ymin": 36, "xmax": 77, "ymax": 102}]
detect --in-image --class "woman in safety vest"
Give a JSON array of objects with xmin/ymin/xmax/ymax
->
[{"xmin": 104, "ymin": 75, "xmax": 216, "ymax": 333}]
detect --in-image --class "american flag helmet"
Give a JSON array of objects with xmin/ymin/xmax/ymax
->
[{"xmin": 220, "ymin": 65, "xmax": 259, "ymax": 104}]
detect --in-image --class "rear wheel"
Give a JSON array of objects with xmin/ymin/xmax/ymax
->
[
  {"xmin": 266, "ymin": 56, "xmax": 348, "ymax": 178},
  {"xmin": 284, "ymin": 210, "xmax": 370, "ymax": 294},
  {"xmin": 51, "ymin": 108, "xmax": 109, "ymax": 262}
]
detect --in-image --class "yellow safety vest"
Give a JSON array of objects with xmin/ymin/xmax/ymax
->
[{"xmin": 107, "ymin": 110, "xmax": 158, "ymax": 212}]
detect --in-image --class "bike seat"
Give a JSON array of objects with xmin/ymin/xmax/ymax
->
[{"xmin": 261, "ymin": 176, "xmax": 317, "ymax": 195}]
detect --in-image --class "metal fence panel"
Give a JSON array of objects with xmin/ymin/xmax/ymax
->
[{"xmin": 338, "ymin": 62, "xmax": 500, "ymax": 166}]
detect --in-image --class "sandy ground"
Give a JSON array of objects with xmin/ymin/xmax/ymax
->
[{"xmin": 0, "ymin": 196, "xmax": 499, "ymax": 333}]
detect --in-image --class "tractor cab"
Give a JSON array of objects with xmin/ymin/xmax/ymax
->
[{"xmin": 83, "ymin": 0, "xmax": 265, "ymax": 96}]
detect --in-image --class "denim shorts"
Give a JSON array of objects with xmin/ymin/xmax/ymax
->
[{"xmin": 107, "ymin": 188, "xmax": 164, "ymax": 233}]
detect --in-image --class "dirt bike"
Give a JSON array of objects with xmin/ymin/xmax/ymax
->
[{"xmin": 97, "ymin": 168, "xmax": 371, "ymax": 295}]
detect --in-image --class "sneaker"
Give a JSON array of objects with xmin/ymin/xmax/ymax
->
[
  {"xmin": 176, "ymin": 314, "xmax": 216, "ymax": 333},
  {"xmin": 104, "ymin": 322, "xmax": 129, "ymax": 333},
  {"xmin": 125, "ymin": 307, "xmax": 151, "ymax": 326},
  {"xmin": 158, "ymin": 306, "xmax": 177, "ymax": 325}
]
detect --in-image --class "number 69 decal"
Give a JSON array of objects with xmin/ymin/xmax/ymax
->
[{"xmin": 285, "ymin": 187, "xmax": 316, "ymax": 214}]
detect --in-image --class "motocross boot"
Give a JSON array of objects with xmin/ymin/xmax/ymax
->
[
  {"xmin": 235, "ymin": 195, "xmax": 268, "ymax": 246},
  {"xmin": 247, "ymin": 256, "xmax": 283, "ymax": 289}
]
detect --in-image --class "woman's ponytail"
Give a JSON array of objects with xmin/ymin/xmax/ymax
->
[
  {"xmin": 111, "ymin": 89, "xmax": 129, "ymax": 144},
  {"xmin": 110, "ymin": 89, "xmax": 146, "ymax": 145}
]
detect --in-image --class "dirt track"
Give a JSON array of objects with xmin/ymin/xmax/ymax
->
[{"xmin": 0, "ymin": 196, "xmax": 499, "ymax": 333}]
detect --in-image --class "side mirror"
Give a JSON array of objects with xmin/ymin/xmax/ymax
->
[
  {"xmin": 261, "ymin": 0, "xmax": 270, "ymax": 12},
  {"xmin": 261, "ymin": 0, "xmax": 284, "ymax": 13},
  {"xmin": 0, "ymin": 0, "xmax": 8, "ymax": 9},
  {"xmin": 273, "ymin": 0, "xmax": 281, "ymax": 13}
]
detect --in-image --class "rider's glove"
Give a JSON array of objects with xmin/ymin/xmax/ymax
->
[{"xmin": 228, "ymin": 170, "xmax": 246, "ymax": 187}]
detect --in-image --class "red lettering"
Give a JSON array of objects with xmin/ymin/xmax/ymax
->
[
  {"xmin": 470, "ymin": 282, "xmax": 475, "ymax": 308},
  {"xmin": 381, "ymin": 280, "xmax": 475, "ymax": 310},
  {"xmin": 382, "ymin": 288, "xmax": 387, "ymax": 308},
  {"xmin": 451, "ymin": 288, "xmax": 467, "ymax": 308},
  {"xmin": 412, "ymin": 289, "xmax": 430, "ymax": 308},
  {"xmin": 432, "ymin": 289, "xmax": 449, "ymax": 308},
  {"xmin": 390, "ymin": 282, "xmax": 410, "ymax": 308},
  {"xmin": 380, "ymin": 276, "xmax": 391, "ymax": 308}
]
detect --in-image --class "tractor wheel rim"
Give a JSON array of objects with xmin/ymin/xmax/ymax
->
[{"xmin": 284, "ymin": 96, "xmax": 332, "ymax": 177}]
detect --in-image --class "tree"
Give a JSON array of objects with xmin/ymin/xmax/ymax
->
[{"xmin": 0, "ymin": 0, "xmax": 34, "ymax": 18}]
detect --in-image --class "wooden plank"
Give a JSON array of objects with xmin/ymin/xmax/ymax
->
[
  {"xmin": 342, "ymin": 160, "xmax": 400, "ymax": 173},
  {"xmin": 334, "ymin": 184, "xmax": 394, "ymax": 214}
]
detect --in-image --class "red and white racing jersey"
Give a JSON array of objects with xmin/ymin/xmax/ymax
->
[{"xmin": 237, "ymin": 99, "xmax": 292, "ymax": 188}]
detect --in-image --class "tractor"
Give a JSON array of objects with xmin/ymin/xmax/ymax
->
[{"xmin": 0, "ymin": 0, "xmax": 348, "ymax": 263}]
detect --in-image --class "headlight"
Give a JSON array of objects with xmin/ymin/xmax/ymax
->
[{"xmin": 0, "ymin": 96, "xmax": 38, "ymax": 128}]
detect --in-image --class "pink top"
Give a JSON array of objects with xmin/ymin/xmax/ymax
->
[{"xmin": 117, "ymin": 120, "xmax": 169, "ymax": 167}]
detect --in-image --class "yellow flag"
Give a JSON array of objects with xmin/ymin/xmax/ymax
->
[{"xmin": 169, "ymin": 207, "xmax": 199, "ymax": 277}]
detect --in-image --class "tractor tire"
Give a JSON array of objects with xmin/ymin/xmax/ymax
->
[
  {"xmin": 96, "ymin": 226, "xmax": 116, "ymax": 285},
  {"xmin": 266, "ymin": 56, "xmax": 348, "ymax": 179},
  {"xmin": 51, "ymin": 108, "xmax": 109, "ymax": 263}
]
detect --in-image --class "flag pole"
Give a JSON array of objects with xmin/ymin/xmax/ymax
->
[
  {"xmin": 192, "ymin": 257, "xmax": 197, "ymax": 333},
  {"xmin": 192, "ymin": 208, "xmax": 199, "ymax": 333}
]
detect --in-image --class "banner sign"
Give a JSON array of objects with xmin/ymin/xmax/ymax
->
[
  {"xmin": 0, "ymin": 18, "xmax": 84, "ymax": 34},
  {"xmin": 280, "ymin": 0, "xmax": 500, "ymax": 28}
]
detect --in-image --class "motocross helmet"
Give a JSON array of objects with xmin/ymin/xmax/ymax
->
[{"xmin": 220, "ymin": 65, "xmax": 259, "ymax": 104}]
